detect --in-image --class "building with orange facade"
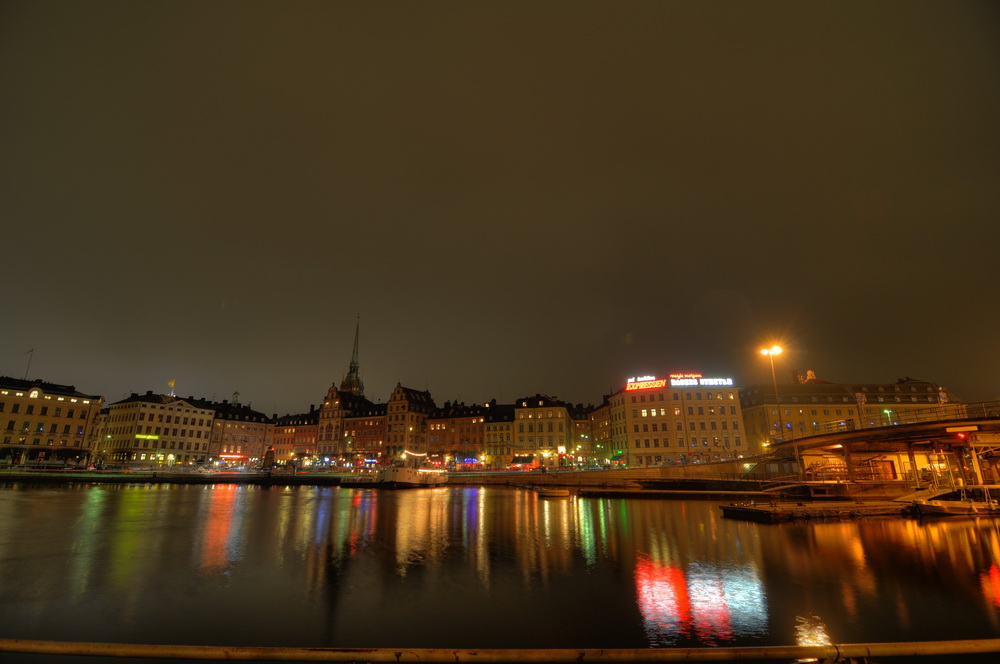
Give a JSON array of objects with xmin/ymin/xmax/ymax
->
[
  {"xmin": 385, "ymin": 383, "xmax": 436, "ymax": 461},
  {"xmin": 271, "ymin": 405, "xmax": 319, "ymax": 466},
  {"xmin": 427, "ymin": 401, "xmax": 487, "ymax": 469},
  {"xmin": 0, "ymin": 376, "xmax": 103, "ymax": 466}
]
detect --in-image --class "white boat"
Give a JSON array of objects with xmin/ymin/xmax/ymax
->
[
  {"xmin": 339, "ymin": 465, "xmax": 447, "ymax": 489},
  {"xmin": 911, "ymin": 485, "xmax": 1000, "ymax": 517}
]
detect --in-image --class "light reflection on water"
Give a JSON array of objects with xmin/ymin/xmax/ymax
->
[{"xmin": 0, "ymin": 484, "xmax": 999, "ymax": 651}]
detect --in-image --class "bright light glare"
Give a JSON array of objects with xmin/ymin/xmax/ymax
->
[{"xmin": 760, "ymin": 345, "xmax": 783, "ymax": 356}]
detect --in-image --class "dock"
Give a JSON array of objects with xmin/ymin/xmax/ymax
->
[{"xmin": 720, "ymin": 500, "xmax": 907, "ymax": 523}]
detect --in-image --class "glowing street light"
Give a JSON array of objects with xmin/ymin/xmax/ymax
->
[{"xmin": 760, "ymin": 345, "xmax": 785, "ymax": 439}]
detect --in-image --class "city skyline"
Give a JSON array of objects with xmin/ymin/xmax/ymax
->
[{"xmin": 3, "ymin": 2, "xmax": 999, "ymax": 415}]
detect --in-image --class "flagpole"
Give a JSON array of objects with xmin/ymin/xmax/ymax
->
[{"xmin": 23, "ymin": 349, "xmax": 33, "ymax": 380}]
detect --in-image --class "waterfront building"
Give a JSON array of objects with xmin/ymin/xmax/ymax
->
[
  {"xmin": 271, "ymin": 406, "xmax": 319, "ymax": 465},
  {"xmin": 427, "ymin": 401, "xmax": 487, "ymax": 469},
  {"xmin": 103, "ymin": 391, "xmax": 214, "ymax": 466},
  {"xmin": 319, "ymin": 385, "xmax": 374, "ymax": 464},
  {"xmin": 186, "ymin": 395, "xmax": 273, "ymax": 467},
  {"xmin": 601, "ymin": 373, "xmax": 747, "ymax": 467},
  {"xmin": 0, "ymin": 376, "xmax": 104, "ymax": 465},
  {"xmin": 740, "ymin": 372, "xmax": 963, "ymax": 451},
  {"xmin": 588, "ymin": 398, "xmax": 615, "ymax": 466},
  {"xmin": 318, "ymin": 319, "xmax": 377, "ymax": 464},
  {"xmin": 385, "ymin": 383, "xmax": 435, "ymax": 460},
  {"xmin": 568, "ymin": 402, "xmax": 595, "ymax": 466},
  {"xmin": 343, "ymin": 403, "xmax": 388, "ymax": 463},
  {"xmin": 483, "ymin": 401, "xmax": 515, "ymax": 469},
  {"xmin": 513, "ymin": 394, "xmax": 579, "ymax": 469}
]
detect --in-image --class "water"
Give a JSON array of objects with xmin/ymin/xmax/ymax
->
[{"xmin": 1, "ymin": 483, "xmax": 999, "ymax": 659}]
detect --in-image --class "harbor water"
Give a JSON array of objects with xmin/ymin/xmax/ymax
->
[{"xmin": 1, "ymin": 483, "xmax": 999, "ymax": 660}]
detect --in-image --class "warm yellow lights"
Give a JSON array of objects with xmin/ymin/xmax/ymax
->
[{"xmin": 760, "ymin": 345, "xmax": 783, "ymax": 356}]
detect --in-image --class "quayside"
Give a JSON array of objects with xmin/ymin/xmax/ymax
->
[{"xmin": 2, "ymin": 637, "xmax": 1000, "ymax": 663}]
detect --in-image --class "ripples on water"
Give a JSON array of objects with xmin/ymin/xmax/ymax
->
[{"xmin": 0, "ymin": 484, "xmax": 999, "ymax": 652}]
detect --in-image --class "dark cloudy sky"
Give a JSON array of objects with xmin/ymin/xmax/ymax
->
[{"xmin": 2, "ymin": 1, "xmax": 999, "ymax": 414}]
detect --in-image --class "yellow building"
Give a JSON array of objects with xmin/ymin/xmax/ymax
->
[
  {"xmin": 483, "ymin": 401, "xmax": 515, "ymax": 469},
  {"xmin": 740, "ymin": 373, "xmax": 962, "ymax": 451},
  {"xmin": 601, "ymin": 373, "xmax": 747, "ymax": 467},
  {"xmin": 0, "ymin": 376, "xmax": 103, "ymax": 466},
  {"xmin": 103, "ymin": 391, "xmax": 214, "ymax": 467},
  {"xmin": 513, "ymin": 394, "xmax": 579, "ymax": 469}
]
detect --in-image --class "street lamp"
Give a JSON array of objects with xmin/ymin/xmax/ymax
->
[{"xmin": 760, "ymin": 345, "xmax": 784, "ymax": 440}]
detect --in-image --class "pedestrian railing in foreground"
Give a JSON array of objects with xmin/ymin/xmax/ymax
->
[{"xmin": 1, "ymin": 638, "xmax": 1000, "ymax": 662}]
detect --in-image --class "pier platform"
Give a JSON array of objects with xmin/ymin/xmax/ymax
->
[{"xmin": 720, "ymin": 500, "xmax": 907, "ymax": 523}]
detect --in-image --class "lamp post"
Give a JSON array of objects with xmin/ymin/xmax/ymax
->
[{"xmin": 760, "ymin": 345, "xmax": 784, "ymax": 441}]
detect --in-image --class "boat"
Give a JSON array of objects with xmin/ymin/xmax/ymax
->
[
  {"xmin": 339, "ymin": 465, "xmax": 447, "ymax": 489},
  {"xmin": 911, "ymin": 485, "xmax": 1000, "ymax": 517},
  {"xmin": 537, "ymin": 487, "xmax": 570, "ymax": 498}
]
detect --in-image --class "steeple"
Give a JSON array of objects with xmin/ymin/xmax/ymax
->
[{"xmin": 339, "ymin": 315, "xmax": 365, "ymax": 397}]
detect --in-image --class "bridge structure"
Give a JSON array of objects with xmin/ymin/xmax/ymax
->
[{"xmin": 766, "ymin": 400, "xmax": 1000, "ymax": 492}]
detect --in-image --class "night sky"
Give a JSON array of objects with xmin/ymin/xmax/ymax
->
[{"xmin": 2, "ymin": 1, "xmax": 999, "ymax": 415}]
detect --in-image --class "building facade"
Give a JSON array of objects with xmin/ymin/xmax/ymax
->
[
  {"xmin": 740, "ymin": 372, "xmax": 962, "ymax": 451},
  {"xmin": 194, "ymin": 396, "xmax": 273, "ymax": 467},
  {"xmin": 0, "ymin": 376, "xmax": 103, "ymax": 465},
  {"xmin": 483, "ymin": 401, "xmax": 515, "ymax": 469},
  {"xmin": 597, "ymin": 373, "xmax": 747, "ymax": 467},
  {"xmin": 385, "ymin": 383, "xmax": 436, "ymax": 460},
  {"xmin": 103, "ymin": 392, "xmax": 215, "ymax": 466},
  {"xmin": 512, "ymin": 394, "xmax": 579, "ymax": 469},
  {"xmin": 427, "ymin": 402, "xmax": 487, "ymax": 469},
  {"xmin": 271, "ymin": 406, "xmax": 319, "ymax": 466}
]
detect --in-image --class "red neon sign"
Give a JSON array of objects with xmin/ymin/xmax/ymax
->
[{"xmin": 626, "ymin": 379, "xmax": 667, "ymax": 391}]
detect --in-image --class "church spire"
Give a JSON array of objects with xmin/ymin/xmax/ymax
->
[{"xmin": 339, "ymin": 315, "xmax": 364, "ymax": 397}]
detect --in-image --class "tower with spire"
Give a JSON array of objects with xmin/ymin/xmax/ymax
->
[{"xmin": 339, "ymin": 315, "xmax": 365, "ymax": 397}]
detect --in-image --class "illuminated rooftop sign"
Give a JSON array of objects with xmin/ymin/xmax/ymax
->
[
  {"xmin": 626, "ymin": 376, "xmax": 667, "ymax": 391},
  {"xmin": 669, "ymin": 373, "xmax": 734, "ymax": 387},
  {"xmin": 626, "ymin": 374, "xmax": 735, "ymax": 390}
]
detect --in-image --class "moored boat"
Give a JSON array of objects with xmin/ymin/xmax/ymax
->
[
  {"xmin": 339, "ymin": 465, "xmax": 447, "ymax": 488},
  {"xmin": 911, "ymin": 485, "xmax": 1000, "ymax": 517},
  {"xmin": 537, "ymin": 487, "xmax": 570, "ymax": 498}
]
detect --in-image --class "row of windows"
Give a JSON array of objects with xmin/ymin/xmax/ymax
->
[
  {"xmin": 634, "ymin": 436, "xmax": 742, "ymax": 448},
  {"xmin": 134, "ymin": 440, "xmax": 204, "ymax": 451},
  {"xmin": 517, "ymin": 422, "xmax": 564, "ymax": 433},
  {"xmin": 777, "ymin": 395, "xmax": 940, "ymax": 404},
  {"xmin": 515, "ymin": 436, "xmax": 566, "ymax": 446},
  {"xmin": 5, "ymin": 421, "xmax": 84, "ymax": 435},
  {"xmin": 138, "ymin": 412, "xmax": 207, "ymax": 425},
  {"xmin": 0, "ymin": 402, "xmax": 88, "ymax": 418},
  {"xmin": 630, "ymin": 391, "xmax": 736, "ymax": 404},
  {"xmin": 1, "ymin": 436, "xmax": 84, "ymax": 447},
  {"xmin": 635, "ymin": 406, "xmax": 738, "ymax": 417},
  {"xmin": 634, "ymin": 420, "xmax": 740, "ymax": 432},
  {"xmin": 108, "ymin": 427, "xmax": 205, "ymax": 438}
]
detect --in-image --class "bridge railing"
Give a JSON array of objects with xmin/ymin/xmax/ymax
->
[{"xmin": 773, "ymin": 400, "xmax": 1000, "ymax": 443}]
